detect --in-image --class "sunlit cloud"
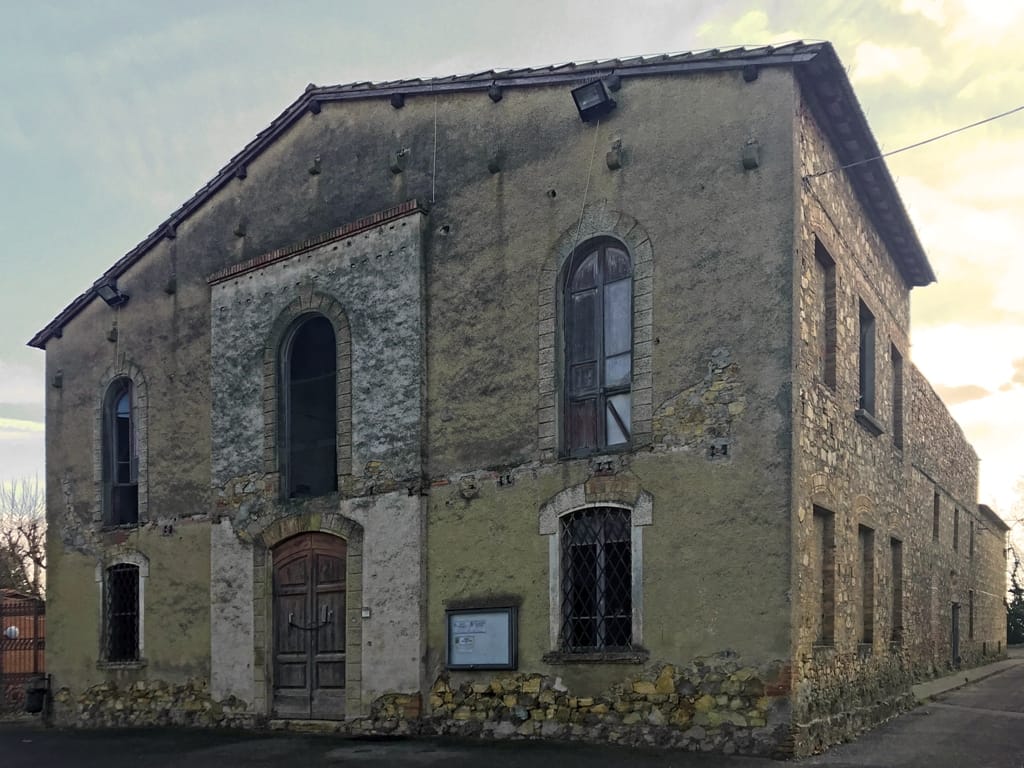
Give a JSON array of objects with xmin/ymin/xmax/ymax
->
[
  {"xmin": 932, "ymin": 384, "xmax": 991, "ymax": 405},
  {"xmin": 0, "ymin": 418, "xmax": 44, "ymax": 437},
  {"xmin": 851, "ymin": 42, "xmax": 932, "ymax": 87}
]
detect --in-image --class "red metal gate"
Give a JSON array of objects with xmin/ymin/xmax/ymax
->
[{"xmin": 0, "ymin": 591, "xmax": 45, "ymax": 710}]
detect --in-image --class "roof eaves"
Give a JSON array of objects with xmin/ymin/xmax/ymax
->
[
  {"xmin": 797, "ymin": 46, "xmax": 936, "ymax": 288},
  {"xmin": 28, "ymin": 42, "xmax": 830, "ymax": 350},
  {"xmin": 978, "ymin": 504, "xmax": 1011, "ymax": 533}
]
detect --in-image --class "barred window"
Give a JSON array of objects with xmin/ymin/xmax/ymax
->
[
  {"xmin": 104, "ymin": 564, "xmax": 140, "ymax": 662},
  {"xmin": 560, "ymin": 507, "xmax": 632, "ymax": 651},
  {"xmin": 102, "ymin": 378, "xmax": 138, "ymax": 525},
  {"xmin": 563, "ymin": 240, "xmax": 632, "ymax": 456}
]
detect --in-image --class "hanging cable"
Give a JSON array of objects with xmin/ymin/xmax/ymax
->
[
  {"xmin": 431, "ymin": 85, "xmax": 438, "ymax": 205},
  {"xmin": 804, "ymin": 103, "xmax": 1024, "ymax": 179},
  {"xmin": 570, "ymin": 118, "xmax": 602, "ymax": 257}
]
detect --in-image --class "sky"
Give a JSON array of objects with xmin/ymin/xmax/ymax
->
[{"xmin": 1, "ymin": 0, "xmax": 1022, "ymax": 525}]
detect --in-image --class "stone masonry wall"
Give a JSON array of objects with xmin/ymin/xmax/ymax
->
[{"xmin": 790, "ymin": 94, "xmax": 1001, "ymax": 756}]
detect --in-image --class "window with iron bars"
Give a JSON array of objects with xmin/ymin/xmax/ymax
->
[
  {"xmin": 560, "ymin": 507, "xmax": 632, "ymax": 651},
  {"xmin": 104, "ymin": 564, "xmax": 140, "ymax": 662}
]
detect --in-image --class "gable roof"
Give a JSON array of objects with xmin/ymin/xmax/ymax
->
[{"xmin": 28, "ymin": 40, "xmax": 935, "ymax": 349}]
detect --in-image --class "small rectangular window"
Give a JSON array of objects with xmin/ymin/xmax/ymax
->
[
  {"xmin": 933, "ymin": 491, "xmax": 940, "ymax": 542},
  {"xmin": 968, "ymin": 590, "xmax": 975, "ymax": 640},
  {"xmin": 859, "ymin": 525, "xmax": 875, "ymax": 645},
  {"xmin": 970, "ymin": 519, "xmax": 975, "ymax": 560},
  {"xmin": 953, "ymin": 507, "xmax": 960, "ymax": 551},
  {"xmin": 891, "ymin": 538, "xmax": 903, "ymax": 644},
  {"xmin": 858, "ymin": 301, "xmax": 876, "ymax": 414},
  {"xmin": 560, "ymin": 507, "xmax": 632, "ymax": 651},
  {"xmin": 814, "ymin": 239, "xmax": 837, "ymax": 390},
  {"xmin": 105, "ymin": 564, "xmax": 140, "ymax": 662},
  {"xmin": 814, "ymin": 507, "xmax": 835, "ymax": 645},
  {"xmin": 891, "ymin": 345, "xmax": 904, "ymax": 449}
]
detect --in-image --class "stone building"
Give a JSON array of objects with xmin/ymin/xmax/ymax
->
[{"xmin": 30, "ymin": 42, "xmax": 1008, "ymax": 756}]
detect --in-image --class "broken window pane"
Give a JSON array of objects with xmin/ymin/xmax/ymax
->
[
  {"xmin": 563, "ymin": 241, "xmax": 633, "ymax": 455},
  {"xmin": 606, "ymin": 394, "xmax": 631, "ymax": 445}
]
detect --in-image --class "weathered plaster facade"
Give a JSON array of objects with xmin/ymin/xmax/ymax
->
[{"xmin": 34, "ymin": 43, "xmax": 1005, "ymax": 756}]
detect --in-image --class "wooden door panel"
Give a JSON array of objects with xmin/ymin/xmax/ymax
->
[{"xmin": 272, "ymin": 532, "xmax": 347, "ymax": 721}]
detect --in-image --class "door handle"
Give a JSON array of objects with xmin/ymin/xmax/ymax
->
[{"xmin": 288, "ymin": 608, "xmax": 333, "ymax": 631}]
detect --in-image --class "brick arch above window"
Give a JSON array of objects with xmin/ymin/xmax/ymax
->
[
  {"xmin": 262, "ymin": 292, "xmax": 353, "ymax": 497},
  {"xmin": 537, "ymin": 204, "xmax": 654, "ymax": 461},
  {"xmin": 93, "ymin": 359, "xmax": 149, "ymax": 525}
]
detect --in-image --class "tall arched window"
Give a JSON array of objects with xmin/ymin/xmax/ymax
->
[
  {"xmin": 103, "ymin": 378, "xmax": 138, "ymax": 525},
  {"xmin": 564, "ymin": 240, "xmax": 632, "ymax": 455},
  {"xmin": 281, "ymin": 315, "xmax": 337, "ymax": 499}
]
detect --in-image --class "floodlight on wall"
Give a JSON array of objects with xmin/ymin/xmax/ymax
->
[
  {"xmin": 571, "ymin": 79, "xmax": 616, "ymax": 122},
  {"xmin": 94, "ymin": 277, "xmax": 129, "ymax": 308},
  {"xmin": 4, "ymin": 626, "xmax": 18, "ymax": 640}
]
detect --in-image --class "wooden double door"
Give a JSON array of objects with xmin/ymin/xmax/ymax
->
[{"xmin": 272, "ymin": 533, "xmax": 347, "ymax": 719}]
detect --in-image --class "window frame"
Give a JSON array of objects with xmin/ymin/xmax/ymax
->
[
  {"xmin": 558, "ymin": 506, "xmax": 633, "ymax": 652},
  {"xmin": 95, "ymin": 553, "xmax": 148, "ymax": 668},
  {"xmin": 279, "ymin": 313, "xmax": 339, "ymax": 500},
  {"xmin": 102, "ymin": 377, "xmax": 139, "ymax": 526},
  {"xmin": 561, "ymin": 239, "xmax": 634, "ymax": 457}
]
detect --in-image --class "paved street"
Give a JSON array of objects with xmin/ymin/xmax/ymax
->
[
  {"xmin": 799, "ymin": 654, "xmax": 1024, "ymax": 768},
  {"xmin": 0, "ymin": 725, "xmax": 776, "ymax": 768}
]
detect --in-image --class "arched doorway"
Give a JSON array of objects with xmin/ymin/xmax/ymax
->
[{"xmin": 272, "ymin": 532, "xmax": 347, "ymax": 719}]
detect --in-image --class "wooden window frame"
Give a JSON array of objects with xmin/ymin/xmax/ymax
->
[
  {"xmin": 102, "ymin": 377, "xmax": 138, "ymax": 526},
  {"xmin": 562, "ymin": 239, "xmax": 633, "ymax": 457}
]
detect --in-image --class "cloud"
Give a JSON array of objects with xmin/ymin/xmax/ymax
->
[
  {"xmin": 1012, "ymin": 358, "xmax": 1024, "ymax": 386},
  {"xmin": 851, "ymin": 42, "xmax": 932, "ymax": 87},
  {"xmin": 0, "ymin": 360, "xmax": 44, "ymax": 406},
  {"xmin": 0, "ymin": 418, "xmax": 44, "ymax": 438},
  {"xmin": 932, "ymin": 384, "xmax": 991, "ymax": 405}
]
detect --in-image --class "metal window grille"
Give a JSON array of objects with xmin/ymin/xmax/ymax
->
[
  {"xmin": 560, "ymin": 507, "xmax": 632, "ymax": 651},
  {"xmin": 105, "ymin": 565, "xmax": 139, "ymax": 662}
]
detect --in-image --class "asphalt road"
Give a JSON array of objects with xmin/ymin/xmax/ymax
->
[
  {"xmin": 0, "ymin": 725, "xmax": 776, "ymax": 768},
  {"xmin": 799, "ymin": 660, "xmax": 1024, "ymax": 768}
]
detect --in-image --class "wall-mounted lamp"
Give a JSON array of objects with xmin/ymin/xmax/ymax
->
[
  {"xmin": 571, "ymin": 79, "xmax": 616, "ymax": 122},
  {"xmin": 94, "ymin": 277, "xmax": 129, "ymax": 308}
]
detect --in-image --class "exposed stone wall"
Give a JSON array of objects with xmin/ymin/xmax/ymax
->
[
  {"xmin": 426, "ymin": 659, "xmax": 790, "ymax": 755},
  {"xmin": 790, "ymin": 94, "xmax": 1002, "ymax": 757},
  {"xmin": 52, "ymin": 680, "xmax": 254, "ymax": 729},
  {"xmin": 793, "ymin": 647, "xmax": 914, "ymax": 754}
]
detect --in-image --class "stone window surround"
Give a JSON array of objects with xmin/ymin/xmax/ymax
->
[
  {"xmin": 93, "ymin": 359, "xmax": 149, "ymax": 526},
  {"xmin": 539, "ymin": 482, "xmax": 653, "ymax": 661},
  {"xmin": 538, "ymin": 203, "xmax": 653, "ymax": 462},
  {"xmin": 262, "ymin": 290, "xmax": 353, "ymax": 500},
  {"xmin": 248, "ymin": 508, "xmax": 364, "ymax": 718},
  {"xmin": 94, "ymin": 550, "xmax": 149, "ymax": 669}
]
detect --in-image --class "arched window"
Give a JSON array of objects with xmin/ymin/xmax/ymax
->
[
  {"xmin": 102, "ymin": 378, "xmax": 138, "ymax": 525},
  {"xmin": 281, "ymin": 315, "xmax": 337, "ymax": 499},
  {"xmin": 560, "ymin": 507, "xmax": 632, "ymax": 651},
  {"xmin": 563, "ymin": 240, "xmax": 632, "ymax": 455}
]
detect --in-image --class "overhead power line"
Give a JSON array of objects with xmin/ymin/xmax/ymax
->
[{"xmin": 804, "ymin": 103, "xmax": 1024, "ymax": 179}]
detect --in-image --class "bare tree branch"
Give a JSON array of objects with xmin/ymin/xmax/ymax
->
[{"xmin": 0, "ymin": 476, "xmax": 46, "ymax": 597}]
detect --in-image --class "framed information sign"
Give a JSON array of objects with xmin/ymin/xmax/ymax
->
[{"xmin": 445, "ymin": 606, "xmax": 518, "ymax": 670}]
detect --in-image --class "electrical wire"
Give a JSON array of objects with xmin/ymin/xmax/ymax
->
[
  {"xmin": 570, "ymin": 118, "xmax": 602, "ymax": 257},
  {"xmin": 804, "ymin": 103, "xmax": 1024, "ymax": 179}
]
